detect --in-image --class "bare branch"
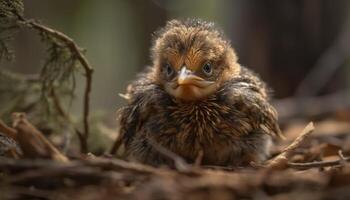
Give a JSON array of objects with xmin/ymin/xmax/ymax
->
[
  {"xmin": 109, "ymin": 133, "xmax": 123, "ymax": 155},
  {"xmin": 194, "ymin": 150, "xmax": 204, "ymax": 167},
  {"xmin": 147, "ymin": 138, "xmax": 191, "ymax": 172},
  {"xmin": 338, "ymin": 150, "xmax": 346, "ymax": 161},
  {"xmin": 51, "ymin": 88, "xmax": 83, "ymax": 151},
  {"xmin": 288, "ymin": 157, "xmax": 350, "ymax": 170},
  {"xmin": 266, "ymin": 122, "xmax": 315, "ymax": 169},
  {"xmin": 9, "ymin": 6, "xmax": 93, "ymax": 153}
]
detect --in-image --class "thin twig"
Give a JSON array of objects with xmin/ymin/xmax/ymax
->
[
  {"xmin": 51, "ymin": 88, "xmax": 82, "ymax": 151},
  {"xmin": 194, "ymin": 150, "xmax": 204, "ymax": 167},
  {"xmin": 0, "ymin": 157, "xmax": 167, "ymax": 176},
  {"xmin": 201, "ymin": 165, "xmax": 235, "ymax": 171},
  {"xmin": 266, "ymin": 122, "xmax": 315, "ymax": 169},
  {"xmin": 84, "ymin": 157, "xmax": 168, "ymax": 175},
  {"xmin": 110, "ymin": 133, "xmax": 123, "ymax": 155},
  {"xmin": 338, "ymin": 150, "xmax": 346, "ymax": 160},
  {"xmin": 50, "ymin": 88, "xmax": 69, "ymax": 120},
  {"xmin": 338, "ymin": 150, "xmax": 347, "ymax": 166},
  {"xmin": 288, "ymin": 156, "xmax": 350, "ymax": 170},
  {"xmin": 147, "ymin": 138, "xmax": 191, "ymax": 172},
  {"xmin": 10, "ymin": 6, "xmax": 93, "ymax": 153},
  {"xmin": 110, "ymin": 110, "xmax": 124, "ymax": 155}
]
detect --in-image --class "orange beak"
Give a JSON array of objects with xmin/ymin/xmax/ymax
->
[
  {"xmin": 178, "ymin": 67, "xmax": 203, "ymax": 85},
  {"xmin": 177, "ymin": 67, "xmax": 214, "ymax": 88}
]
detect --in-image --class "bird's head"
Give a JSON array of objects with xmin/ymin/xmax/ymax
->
[{"xmin": 151, "ymin": 19, "xmax": 240, "ymax": 101}]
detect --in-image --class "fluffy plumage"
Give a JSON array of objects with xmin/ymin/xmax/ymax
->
[{"xmin": 118, "ymin": 19, "xmax": 281, "ymax": 166}]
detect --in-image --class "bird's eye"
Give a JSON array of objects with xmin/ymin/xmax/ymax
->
[
  {"xmin": 202, "ymin": 63, "xmax": 212, "ymax": 76},
  {"xmin": 164, "ymin": 63, "xmax": 173, "ymax": 77}
]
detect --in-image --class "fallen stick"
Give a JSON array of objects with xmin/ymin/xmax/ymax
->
[
  {"xmin": 11, "ymin": 113, "xmax": 69, "ymax": 162},
  {"xmin": 84, "ymin": 157, "xmax": 169, "ymax": 175},
  {"xmin": 0, "ymin": 157, "xmax": 168, "ymax": 176},
  {"xmin": 288, "ymin": 157, "xmax": 350, "ymax": 170},
  {"xmin": 265, "ymin": 122, "xmax": 315, "ymax": 169},
  {"xmin": 109, "ymin": 133, "xmax": 123, "ymax": 155},
  {"xmin": 147, "ymin": 138, "xmax": 191, "ymax": 172}
]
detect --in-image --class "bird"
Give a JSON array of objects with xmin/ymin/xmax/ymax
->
[{"xmin": 116, "ymin": 19, "xmax": 282, "ymax": 167}]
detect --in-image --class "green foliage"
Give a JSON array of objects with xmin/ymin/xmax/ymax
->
[
  {"xmin": 0, "ymin": 0, "xmax": 80, "ymax": 138},
  {"xmin": 0, "ymin": 0, "xmax": 110, "ymax": 154},
  {"xmin": 39, "ymin": 30, "xmax": 80, "ymax": 102},
  {"xmin": 0, "ymin": 70, "xmax": 40, "ymax": 121},
  {"xmin": 0, "ymin": 0, "xmax": 23, "ymax": 61},
  {"xmin": 0, "ymin": 0, "xmax": 23, "ymax": 17}
]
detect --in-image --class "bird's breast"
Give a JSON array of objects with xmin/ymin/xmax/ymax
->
[
  {"xmin": 144, "ymin": 97, "xmax": 240, "ymax": 163},
  {"xmin": 167, "ymin": 100, "xmax": 228, "ymax": 140}
]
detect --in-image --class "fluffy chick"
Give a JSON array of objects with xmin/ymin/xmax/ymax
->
[{"xmin": 118, "ymin": 19, "xmax": 282, "ymax": 167}]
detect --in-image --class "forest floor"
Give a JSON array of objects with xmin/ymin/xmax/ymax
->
[{"xmin": 1, "ymin": 113, "xmax": 350, "ymax": 200}]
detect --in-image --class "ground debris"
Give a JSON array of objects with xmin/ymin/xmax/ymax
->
[
  {"xmin": 1, "ymin": 118, "xmax": 350, "ymax": 199},
  {"xmin": 1, "ymin": 158, "xmax": 350, "ymax": 199}
]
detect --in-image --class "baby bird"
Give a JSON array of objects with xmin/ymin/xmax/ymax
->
[{"xmin": 117, "ymin": 19, "xmax": 282, "ymax": 167}]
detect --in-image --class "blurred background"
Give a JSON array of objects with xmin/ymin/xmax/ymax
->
[{"xmin": 2, "ymin": 0, "xmax": 350, "ymax": 152}]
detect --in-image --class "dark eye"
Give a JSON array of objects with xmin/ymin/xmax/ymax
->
[
  {"xmin": 164, "ymin": 63, "xmax": 173, "ymax": 77},
  {"xmin": 202, "ymin": 63, "xmax": 212, "ymax": 76}
]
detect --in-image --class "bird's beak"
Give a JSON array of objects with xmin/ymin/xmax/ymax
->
[
  {"xmin": 177, "ymin": 66, "xmax": 214, "ymax": 88},
  {"xmin": 178, "ymin": 66, "xmax": 202, "ymax": 85}
]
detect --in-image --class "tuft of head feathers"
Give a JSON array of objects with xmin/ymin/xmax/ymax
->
[{"xmin": 150, "ymin": 19, "xmax": 240, "ymax": 85}]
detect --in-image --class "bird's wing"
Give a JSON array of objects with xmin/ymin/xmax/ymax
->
[
  {"xmin": 117, "ymin": 69, "xmax": 167, "ymax": 146},
  {"xmin": 223, "ymin": 75, "xmax": 282, "ymax": 139},
  {"xmin": 124, "ymin": 66, "xmax": 155, "ymax": 100}
]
